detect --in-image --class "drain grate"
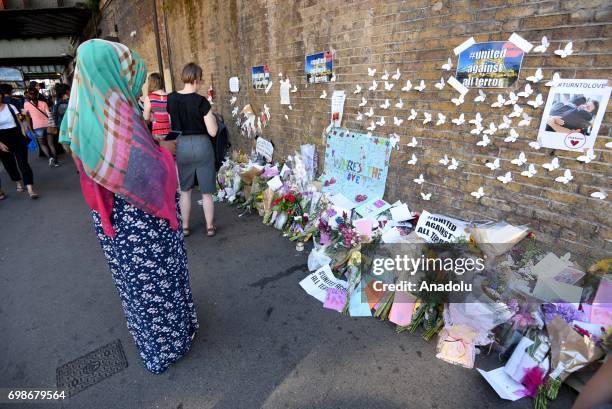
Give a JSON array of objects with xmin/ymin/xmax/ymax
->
[{"xmin": 56, "ymin": 339, "xmax": 128, "ymax": 397}]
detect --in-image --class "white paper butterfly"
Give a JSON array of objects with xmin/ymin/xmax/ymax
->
[
  {"xmin": 509, "ymin": 104, "xmax": 523, "ymax": 118},
  {"xmin": 469, "ymin": 113, "xmax": 483, "ymax": 125},
  {"xmin": 384, "ymin": 81, "xmax": 394, "ymax": 91},
  {"xmin": 591, "ymin": 191, "xmax": 607, "ymax": 200},
  {"xmin": 533, "ymin": 36, "xmax": 550, "ymax": 53},
  {"xmin": 477, "ymin": 135, "xmax": 491, "ymax": 147},
  {"xmin": 408, "ymin": 109, "xmax": 418, "ymax": 121},
  {"xmin": 421, "ymin": 192, "xmax": 432, "ymax": 201},
  {"xmin": 330, "ymin": 73, "xmax": 336, "ymax": 82},
  {"xmin": 408, "ymin": 154, "xmax": 418, "ymax": 165},
  {"xmin": 354, "ymin": 84, "xmax": 362, "ymax": 94},
  {"xmin": 521, "ymin": 164, "xmax": 537, "ymax": 178},
  {"xmin": 545, "ymin": 72, "xmax": 562, "ymax": 87},
  {"xmin": 441, "ymin": 57, "xmax": 453, "ymax": 71},
  {"xmin": 407, "ymin": 137, "xmax": 418, "ymax": 147},
  {"xmin": 392, "ymin": 68, "xmax": 402, "ymax": 81},
  {"xmin": 359, "ymin": 97, "xmax": 368, "ymax": 107},
  {"xmin": 542, "ymin": 157, "xmax": 560, "ymax": 171},
  {"xmin": 470, "ymin": 125, "xmax": 484, "ymax": 135},
  {"xmin": 381, "ymin": 70, "xmax": 389, "ymax": 80},
  {"xmin": 288, "ymin": 105, "xmax": 293, "ymax": 110},
  {"xmin": 229, "ymin": 96, "xmax": 237, "ymax": 105},
  {"xmin": 365, "ymin": 107, "xmax": 374, "ymax": 117},
  {"xmin": 529, "ymin": 141, "xmax": 542, "ymax": 150},
  {"xmin": 393, "ymin": 116, "xmax": 403, "ymax": 126},
  {"xmin": 414, "ymin": 174, "xmax": 425, "ymax": 185},
  {"xmin": 498, "ymin": 115, "xmax": 512, "ymax": 130},
  {"xmin": 389, "ymin": 133, "xmax": 400, "ymax": 148},
  {"xmin": 527, "ymin": 94, "xmax": 544, "ymax": 108},
  {"xmin": 554, "ymin": 42, "xmax": 573, "ymax": 58},
  {"xmin": 497, "ymin": 171, "xmax": 513, "ymax": 184},
  {"xmin": 439, "ymin": 155, "xmax": 450, "ymax": 166},
  {"xmin": 319, "ymin": 90, "xmax": 327, "ymax": 99},
  {"xmin": 511, "ymin": 152, "xmax": 527, "ymax": 166},
  {"xmin": 368, "ymin": 67, "xmax": 377, "ymax": 77},
  {"xmin": 291, "ymin": 85, "xmax": 297, "ymax": 92},
  {"xmin": 451, "ymin": 93, "xmax": 465, "ymax": 106},
  {"xmin": 505, "ymin": 92, "xmax": 519, "ymax": 106},
  {"xmin": 485, "ymin": 158, "xmax": 500, "ymax": 171},
  {"xmin": 517, "ymin": 84, "xmax": 533, "ymax": 98},
  {"xmin": 474, "ymin": 90, "xmax": 486, "ymax": 103},
  {"xmin": 369, "ymin": 80, "xmax": 378, "ymax": 91},
  {"xmin": 436, "ymin": 113, "xmax": 446, "ymax": 126},
  {"xmin": 423, "ymin": 112, "xmax": 432, "ymax": 124},
  {"xmin": 605, "ymin": 141, "xmax": 612, "ymax": 149},
  {"xmin": 367, "ymin": 121, "xmax": 376, "ymax": 131},
  {"xmin": 491, "ymin": 94, "xmax": 506, "ymax": 108},
  {"xmin": 395, "ymin": 98, "xmax": 404, "ymax": 109},
  {"xmin": 434, "ymin": 77, "xmax": 445, "ymax": 90},
  {"xmin": 380, "ymin": 99, "xmax": 391, "ymax": 109},
  {"xmin": 526, "ymin": 68, "xmax": 544, "ymax": 83},
  {"xmin": 577, "ymin": 149, "xmax": 596, "ymax": 163},
  {"xmin": 471, "ymin": 187, "xmax": 485, "ymax": 199},
  {"xmin": 401, "ymin": 80, "xmax": 412, "ymax": 92},
  {"xmin": 231, "ymin": 107, "xmax": 239, "ymax": 117},
  {"xmin": 518, "ymin": 113, "xmax": 532, "ymax": 127},
  {"xmin": 504, "ymin": 128, "xmax": 519, "ymax": 143},
  {"xmin": 483, "ymin": 122, "xmax": 497, "ymax": 136},
  {"xmin": 356, "ymin": 112, "xmax": 363, "ymax": 121},
  {"xmin": 448, "ymin": 158, "xmax": 459, "ymax": 171},
  {"xmin": 415, "ymin": 80, "xmax": 426, "ymax": 92},
  {"xmin": 452, "ymin": 114, "xmax": 465, "ymax": 126},
  {"xmin": 375, "ymin": 116, "xmax": 386, "ymax": 126},
  {"xmin": 555, "ymin": 169, "xmax": 573, "ymax": 184}
]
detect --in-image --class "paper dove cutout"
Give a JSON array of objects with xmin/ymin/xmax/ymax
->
[
  {"xmin": 521, "ymin": 164, "xmax": 537, "ymax": 178},
  {"xmin": 368, "ymin": 67, "xmax": 376, "ymax": 77},
  {"xmin": 497, "ymin": 171, "xmax": 513, "ymax": 184},
  {"xmin": 380, "ymin": 99, "xmax": 391, "ymax": 109},
  {"xmin": 474, "ymin": 90, "xmax": 486, "ymax": 103},
  {"xmin": 436, "ymin": 113, "xmax": 446, "ymax": 126},
  {"xmin": 401, "ymin": 80, "xmax": 412, "ymax": 92},
  {"xmin": 577, "ymin": 149, "xmax": 596, "ymax": 163},
  {"xmin": 407, "ymin": 137, "xmax": 418, "ymax": 147},
  {"xmin": 542, "ymin": 157, "xmax": 560, "ymax": 171},
  {"xmin": 533, "ymin": 36, "xmax": 550, "ymax": 53},
  {"xmin": 415, "ymin": 80, "xmax": 426, "ymax": 92},
  {"xmin": 413, "ymin": 174, "xmax": 425, "ymax": 185},
  {"xmin": 477, "ymin": 135, "xmax": 491, "ymax": 147},
  {"xmin": 471, "ymin": 187, "xmax": 485, "ymax": 199},
  {"xmin": 545, "ymin": 72, "xmax": 562, "ymax": 87},
  {"xmin": 422, "ymin": 112, "xmax": 432, "ymax": 124},
  {"xmin": 555, "ymin": 169, "xmax": 573, "ymax": 184},
  {"xmin": 591, "ymin": 191, "xmax": 607, "ymax": 200},
  {"xmin": 408, "ymin": 154, "xmax": 418, "ymax": 165},
  {"xmin": 504, "ymin": 128, "xmax": 519, "ymax": 143},
  {"xmin": 407, "ymin": 109, "xmax": 417, "ymax": 121},
  {"xmin": 384, "ymin": 81, "xmax": 394, "ymax": 91},
  {"xmin": 434, "ymin": 77, "xmax": 445, "ymax": 90},
  {"xmin": 395, "ymin": 98, "xmax": 404, "ymax": 109},
  {"xmin": 554, "ymin": 42, "xmax": 573, "ymax": 58},
  {"xmin": 526, "ymin": 68, "xmax": 543, "ymax": 83},
  {"xmin": 452, "ymin": 113, "xmax": 465, "ymax": 126},
  {"xmin": 392, "ymin": 68, "xmax": 402, "ymax": 81},
  {"xmin": 354, "ymin": 84, "xmax": 362, "ymax": 94},
  {"xmin": 231, "ymin": 107, "xmax": 239, "ymax": 117},
  {"xmin": 319, "ymin": 90, "xmax": 327, "ymax": 99},
  {"xmin": 421, "ymin": 192, "xmax": 432, "ymax": 201},
  {"xmin": 369, "ymin": 80, "xmax": 378, "ymax": 91},
  {"xmin": 485, "ymin": 158, "xmax": 500, "ymax": 171},
  {"xmin": 511, "ymin": 151, "xmax": 527, "ymax": 166},
  {"xmin": 527, "ymin": 94, "xmax": 544, "ymax": 108},
  {"xmin": 441, "ymin": 58, "xmax": 453, "ymax": 71}
]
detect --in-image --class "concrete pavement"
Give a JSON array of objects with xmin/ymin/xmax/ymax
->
[{"xmin": 0, "ymin": 156, "xmax": 576, "ymax": 409}]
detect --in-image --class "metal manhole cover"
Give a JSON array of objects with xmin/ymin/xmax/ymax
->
[{"xmin": 56, "ymin": 339, "xmax": 128, "ymax": 397}]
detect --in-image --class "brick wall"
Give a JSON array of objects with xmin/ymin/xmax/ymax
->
[{"xmin": 100, "ymin": 0, "xmax": 611, "ymax": 258}]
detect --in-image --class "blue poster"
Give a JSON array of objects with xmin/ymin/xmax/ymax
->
[
  {"xmin": 306, "ymin": 51, "xmax": 333, "ymax": 84},
  {"xmin": 456, "ymin": 41, "xmax": 524, "ymax": 88},
  {"xmin": 320, "ymin": 128, "xmax": 392, "ymax": 203},
  {"xmin": 252, "ymin": 64, "xmax": 269, "ymax": 90}
]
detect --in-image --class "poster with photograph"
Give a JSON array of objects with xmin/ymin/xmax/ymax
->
[
  {"xmin": 320, "ymin": 128, "xmax": 392, "ymax": 203},
  {"xmin": 330, "ymin": 90, "xmax": 346, "ymax": 128},
  {"xmin": 252, "ymin": 65, "xmax": 270, "ymax": 90},
  {"xmin": 306, "ymin": 51, "xmax": 333, "ymax": 84},
  {"xmin": 456, "ymin": 41, "xmax": 524, "ymax": 88},
  {"xmin": 537, "ymin": 79, "xmax": 610, "ymax": 152}
]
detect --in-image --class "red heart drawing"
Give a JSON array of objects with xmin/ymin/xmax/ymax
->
[{"xmin": 570, "ymin": 140, "xmax": 579, "ymax": 146}]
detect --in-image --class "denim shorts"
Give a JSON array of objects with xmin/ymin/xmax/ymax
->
[{"xmin": 34, "ymin": 128, "xmax": 47, "ymax": 138}]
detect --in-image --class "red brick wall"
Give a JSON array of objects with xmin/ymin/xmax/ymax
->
[{"xmin": 102, "ymin": 0, "xmax": 612, "ymax": 258}]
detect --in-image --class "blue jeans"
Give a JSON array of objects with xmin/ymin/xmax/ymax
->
[{"xmin": 34, "ymin": 128, "xmax": 47, "ymax": 139}]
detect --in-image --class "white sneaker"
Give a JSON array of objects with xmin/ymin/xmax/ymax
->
[{"xmin": 49, "ymin": 158, "xmax": 54, "ymax": 167}]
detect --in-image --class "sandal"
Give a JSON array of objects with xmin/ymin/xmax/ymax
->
[
  {"xmin": 28, "ymin": 191, "xmax": 39, "ymax": 200},
  {"xmin": 206, "ymin": 225, "xmax": 216, "ymax": 237},
  {"xmin": 0, "ymin": 191, "xmax": 6, "ymax": 200},
  {"xmin": 182, "ymin": 227, "xmax": 190, "ymax": 237}
]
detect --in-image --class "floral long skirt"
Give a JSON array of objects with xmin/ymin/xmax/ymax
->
[{"xmin": 92, "ymin": 195, "xmax": 199, "ymax": 374}]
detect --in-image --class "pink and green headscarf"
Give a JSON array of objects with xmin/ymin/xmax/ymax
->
[{"xmin": 60, "ymin": 39, "xmax": 178, "ymax": 231}]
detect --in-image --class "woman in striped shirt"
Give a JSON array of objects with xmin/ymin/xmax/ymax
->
[{"xmin": 143, "ymin": 73, "xmax": 171, "ymax": 141}]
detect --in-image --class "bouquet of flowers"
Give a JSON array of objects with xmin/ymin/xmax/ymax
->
[{"xmin": 270, "ymin": 192, "xmax": 302, "ymax": 230}]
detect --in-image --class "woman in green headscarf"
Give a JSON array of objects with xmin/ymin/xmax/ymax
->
[{"xmin": 60, "ymin": 39, "xmax": 199, "ymax": 374}]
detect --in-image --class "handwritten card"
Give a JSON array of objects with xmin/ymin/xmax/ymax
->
[{"xmin": 390, "ymin": 203, "xmax": 411, "ymax": 221}]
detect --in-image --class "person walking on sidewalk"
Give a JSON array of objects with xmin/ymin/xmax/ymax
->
[
  {"xmin": 0, "ymin": 83, "xmax": 38, "ymax": 199},
  {"xmin": 23, "ymin": 87, "xmax": 60, "ymax": 167},
  {"xmin": 167, "ymin": 63, "xmax": 218, "ymax": 237},
  {"xmin": 142, "ymin": 73, "xmax": 171, "ymax": 142},
  {"xmin": 59, "ymin": 39, "xmax": 198, "ymax": 374}
]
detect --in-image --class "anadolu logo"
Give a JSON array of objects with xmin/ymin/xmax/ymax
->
[{"xmin": 564, "ymin": 131, "xmax": 586, "ymax": 149}]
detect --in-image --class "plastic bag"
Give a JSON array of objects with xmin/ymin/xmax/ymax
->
[{"xmin": 308, "ymin": 246, "xmax": 332, "ymax": 272}]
